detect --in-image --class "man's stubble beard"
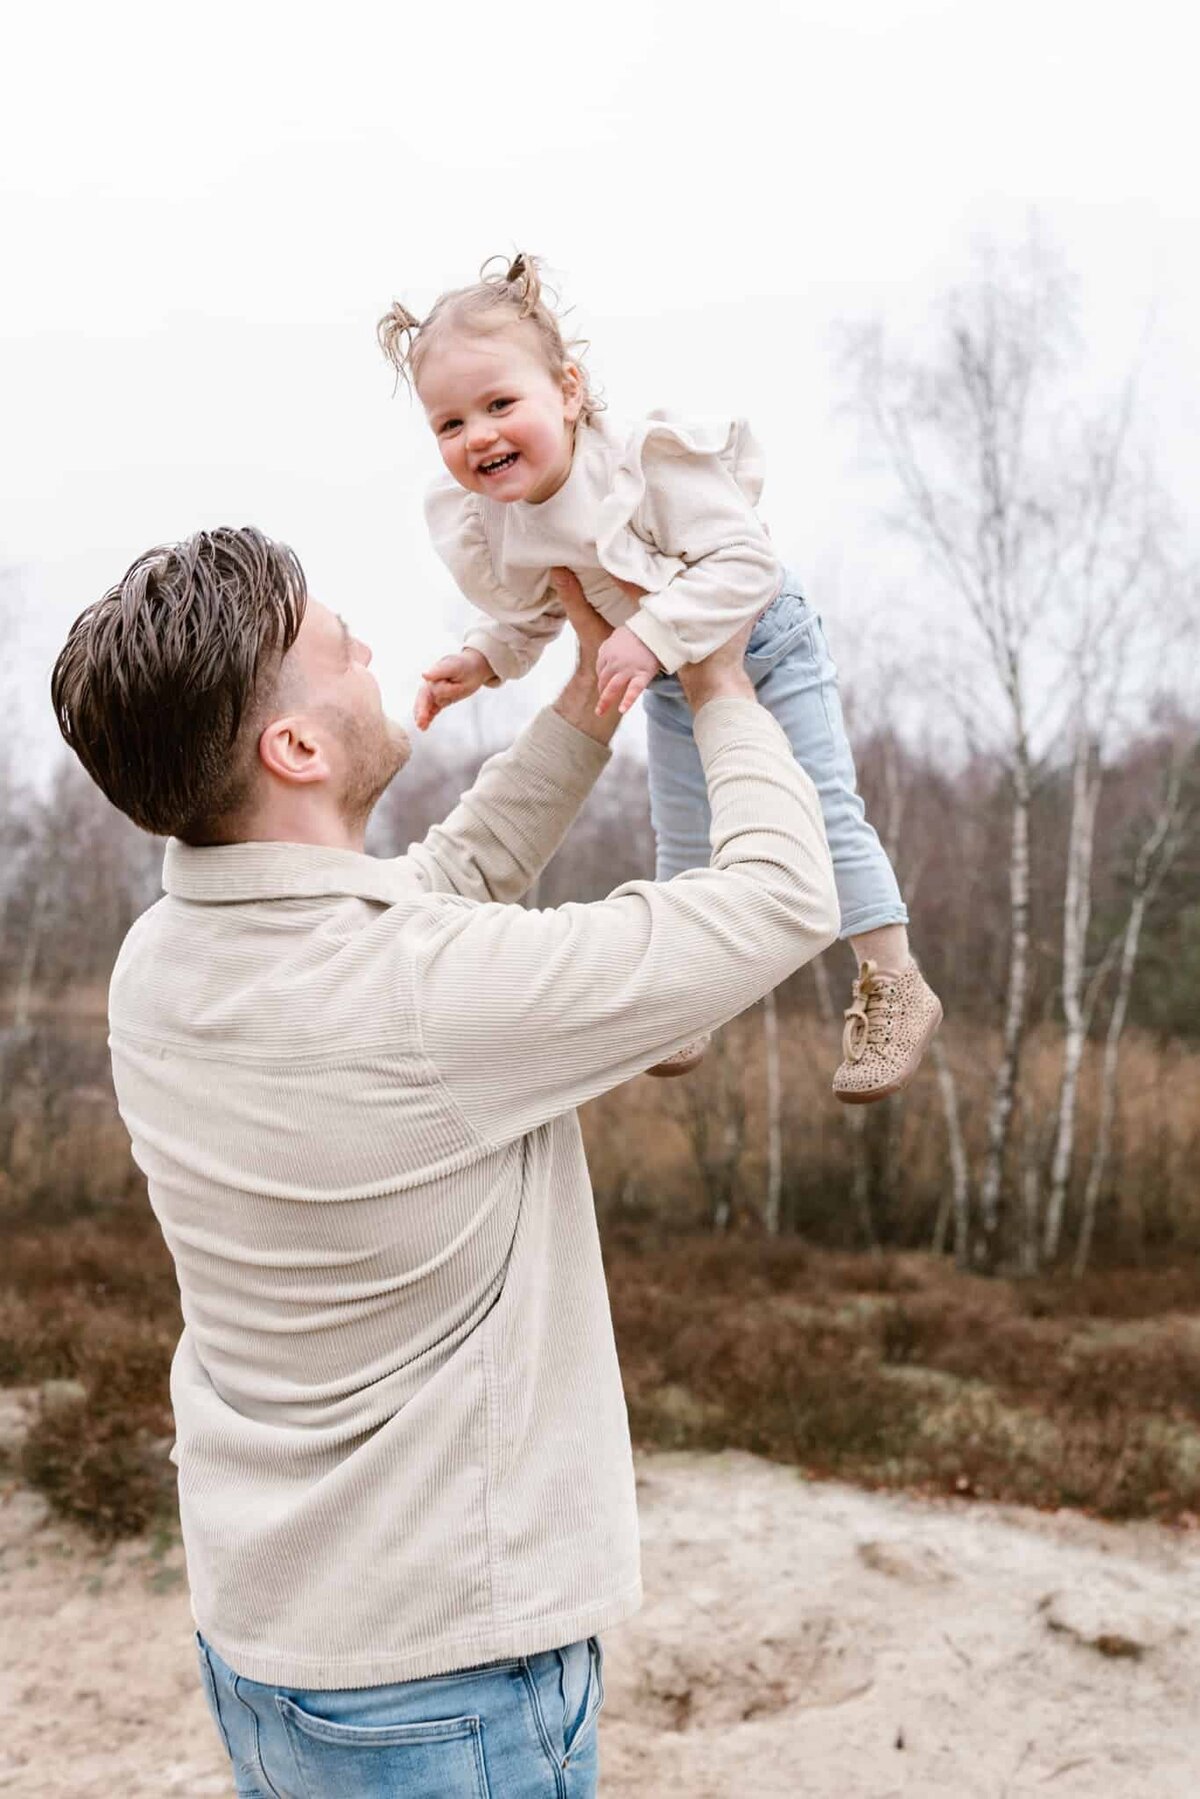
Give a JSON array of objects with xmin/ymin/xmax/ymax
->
[{"xmin": 332, "ymin": 707, "xmax": 413, "ymax": 835}]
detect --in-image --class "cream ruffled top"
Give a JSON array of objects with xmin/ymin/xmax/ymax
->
[{"xmin": 424, "ymin": 411, "xmax": 782, "ymax": 680}]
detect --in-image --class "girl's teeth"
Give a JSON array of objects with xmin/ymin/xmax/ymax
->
[{"xmin": 482, "ymin": 454, "xmax": 517, "ymax": 474}]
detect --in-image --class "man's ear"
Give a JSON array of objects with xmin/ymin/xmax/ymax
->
[
  {"xmin": 562, "ymin": 363, "xmax": 585, "ymax": 424},
  {"xmin": 257, "ymin": 714, "xmax": 331, "ymax": 786}
]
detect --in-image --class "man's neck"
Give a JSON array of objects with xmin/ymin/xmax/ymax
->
[{"xmin": 230, "ymin": 805, "xmax": 367, "ymax": 853}]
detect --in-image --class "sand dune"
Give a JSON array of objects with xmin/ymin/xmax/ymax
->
[{"xmin": 1, "ymin": 1443, "xmax": 1197, "ymax": 1797}]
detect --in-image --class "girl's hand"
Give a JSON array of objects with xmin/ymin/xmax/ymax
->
[
  {"xmin": 595, "ymin": 624, "xmax": 662, "ymax": 717},
  {"xmin": 413, "ymin": 648, "xmax": 494, "ymax": 731}
]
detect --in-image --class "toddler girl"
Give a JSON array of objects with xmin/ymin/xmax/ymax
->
[{"xmin": 377, "ymin": 254, "xmax": 941, "ymax": 1101}]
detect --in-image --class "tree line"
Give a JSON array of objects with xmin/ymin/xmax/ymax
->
[{"xmin": 3, "ymin": 233, "xmax": 1197, "ymax": 1273}]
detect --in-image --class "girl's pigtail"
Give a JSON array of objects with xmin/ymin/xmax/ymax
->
[
  {"xmin": 506, "ymin": 252, "xmax": 541, "ymax": 319},
  {"xmin": 481, "ymin": 251, "xmax": 542, "ymax": 320},
  {"xmin": 376, "ymin": 301, "xmax": 424, "ymax": 391}
]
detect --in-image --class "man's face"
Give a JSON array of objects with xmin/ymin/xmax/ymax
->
[{"xmin": 275, "ymin": 600, "xmax": 411, "ymax": 826}]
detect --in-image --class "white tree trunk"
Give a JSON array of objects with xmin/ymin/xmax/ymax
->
[
  {"xmin": 1018, "ymin": 1109, "xmax": 1043, "ymax": 1276},
  {"xmin": 1044, "ymin": 729, "xmax": 1100, "ymax": 1260},
  {"xmin": 930, "ymin": 1036, "xmax": 970, "ymax": 1266},
  {"xmin": 814, "ymin": 954, "xmax": 879, "ymax": 1251},
  {"xmin": 762, "ymin": 990, "xmax": 783, "ymax": 1235},
  {"xmin": 1073, "ymin": 764, "xmax": 1186, "ymax": 1276},
  {"xmin": 11, "ymin": 871, "xmax": 46, "ymax": 1033},
  {"xmin": 1072, "ymin": 890, "xmax": 1145, "ymax": 1278},
  {"xmin": 846, "ymin": 1106, "xmax": 881, "ymax": 1254},
  {"xmin": 811, "ymin": 955, "xmax": 836, "ymax": 1025},
  {"xmin": 978, "ymin": 747, "xmax": 1032, "ymax": 1262}
]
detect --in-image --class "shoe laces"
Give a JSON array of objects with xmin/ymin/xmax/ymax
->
[{"xmin": 842, "ymin": 960, "xmax": 893, "ymax": 1063}]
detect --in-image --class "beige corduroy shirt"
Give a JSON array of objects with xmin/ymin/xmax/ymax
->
[{"xmin": 107, "ymin": 696, "xmax": 837, "ymax": 1689}]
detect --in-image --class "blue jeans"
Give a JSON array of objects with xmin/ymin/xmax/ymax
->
[
  {"xmin": 644, "ymin": 573, "xmax": 906, "ymax": 939},
  {"xmin": 196, "ymin": 1633, "xmax": 604, "ymax": 1798}
]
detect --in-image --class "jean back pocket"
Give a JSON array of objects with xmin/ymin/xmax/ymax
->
[{"xmin": 276, "ymin": 1696, "xmax": 491, "ymax": 1798}]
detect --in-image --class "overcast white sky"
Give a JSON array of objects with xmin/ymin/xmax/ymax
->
[{"xmin": 3, "ymin": 0, "xmax": 1196, "ymax": 772}]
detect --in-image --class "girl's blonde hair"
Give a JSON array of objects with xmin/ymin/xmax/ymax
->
[{"xmin": 376, "ymin": 253, "xmax": 601, "ymax": 424}]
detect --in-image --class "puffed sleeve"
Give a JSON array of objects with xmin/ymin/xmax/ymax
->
[
  {"xmin": 595, "ymin": 415, "xmax": 782, "ymax": 674},
  {"xmin": 424, "ymin": 476, "xmax": 565, "ymax": 683}
]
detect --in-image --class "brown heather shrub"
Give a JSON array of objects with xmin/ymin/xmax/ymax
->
[
  {"xmin": 0, "ymin": 1207, "xmax": 177, "ymax": 1309},
  {"xmin": 0, "ymin": 1291, "xmax": 91, "ymax": 1384},
  {"xmin": 2, "ymin": 1192, "xmax": 179, "ymax": 1539},
  {"xmin": 5, "ymin": 1009, "xmax": 1200, "ymax": 1539},
  {"xmin": 616, "ymin": 1284, "xmax": 925, "ymax": 1469},
  {"xmin": 1019, "ymin": 1264, "xmax": 1200, "ymax": 1319},
  {"xmin": 606, "ymin": 1231, "xmax": 1200, "ymax": 1520},
  {"xmin": 21, "ymin": 1391, "xmax": 176, "ymax": 1543},
  {"xmin": 1054, "ymin": 1330, "xmax": 1200, "ymax": 1424}
]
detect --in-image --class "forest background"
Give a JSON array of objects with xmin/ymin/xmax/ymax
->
[{"xmin": 2, "ymin": 0, "xmax": 1199, "ymax": 1540}]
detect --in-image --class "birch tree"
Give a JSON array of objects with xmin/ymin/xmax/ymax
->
[
  {"xmin": 1040, "ymin": 403, "xmax": 1169, "ymax": 1262},
  {"xmin": 761, "ymin": 989, "xmax": 783, "ymax": 1234},
  {"xmin": 671, "ymin": 1031, "xmax": 747, "ymax": 1231},
  {"xmin": 843, "ymin": 233, "xmax": 1150, "ymax": 1267},
  {"xmin": 929, "ymin": 1036, "xmax": 970, "ymax": 1266},
  {"xmin": 1072, "ymin": 734, "xmax": 1196, "ymax": 1275}
]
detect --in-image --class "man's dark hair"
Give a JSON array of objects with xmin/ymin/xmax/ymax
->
[{"xmin": 51, "ymin": 526, "xmax": 308, "ymax": 841}]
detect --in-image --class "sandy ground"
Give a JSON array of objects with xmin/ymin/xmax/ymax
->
[{"xmin": 2, "ymin": 1438, "xmax": 1198, "ymax": 1798}]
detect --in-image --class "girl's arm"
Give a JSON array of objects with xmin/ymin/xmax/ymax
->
[
  {"xmin": 606, "ymin": 423, "xmax": 782, "ymax": 676},
  {"xmin": 462, "ymin": 604, "xmax": 566, "ymax": 685},
  {"xmin": 426, "ymin": 477, "xmax": 566, "ymax": 685}
]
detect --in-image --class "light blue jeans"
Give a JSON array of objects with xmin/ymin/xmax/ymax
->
[
  {"xmin": 196, "ymin": 1632, "xmax": 604, "ymax": 1798},
  {"xmin": 644, "ymin": 573, "xmax": 906, "ymax": 939}
]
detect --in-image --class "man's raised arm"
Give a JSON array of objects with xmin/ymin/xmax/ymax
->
[
  {"xmin": 399, "ymin": 573, "xmax": 623, "ymax": 904},
  {"xmin": 411, "ymin": 608, "xmax": 840, "ymax": 1145}
]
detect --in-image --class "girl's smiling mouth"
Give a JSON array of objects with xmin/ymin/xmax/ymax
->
[{"xmin": 479, "ymin": 453, "xmax": 519, "ymax": 476}]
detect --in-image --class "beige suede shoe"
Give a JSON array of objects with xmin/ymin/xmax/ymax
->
[
  {"xmin": 646, "ymin": 1034, "xmax": 711, "ymax": 1079},
  {"xmin": 832, "ymin": 959, "xmax": 943, "ymax": 1104}
]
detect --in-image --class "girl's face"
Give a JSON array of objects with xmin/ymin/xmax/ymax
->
[{"xmin": 417, "ymin": 325, "xmax": 583, "ymax": 505}]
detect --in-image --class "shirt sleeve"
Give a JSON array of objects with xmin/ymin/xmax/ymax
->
[
  {"xmin": 425, "ymin": 477, "xmax": 565, "ymax": 683},
  {"xmin": 399, "ymin": 707, "xmax": 611, "ymax": 904},
  {"xmin": 618, "ymin": 431, "xmax": 782, "ymax": 674},
  {"xmin": 413, "ymin": 698, "xmax": 838, "ymax": 1144},
  {"xmin": 462, "ymin": 610, "xmax": 565, "ymax": 685}
]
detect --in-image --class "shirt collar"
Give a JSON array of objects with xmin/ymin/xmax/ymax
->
[{"xmin": 162, "ymin": 837, "xmax": 415, "ymax": 906}]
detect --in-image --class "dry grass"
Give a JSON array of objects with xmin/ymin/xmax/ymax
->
[{"xmin": 582, "ymin": 1010, "xmax": 1200, "ymax": 1260}]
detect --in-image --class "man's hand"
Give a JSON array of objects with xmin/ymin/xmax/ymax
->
[
  {"xmin": 676, "ymin": 616, "xmax": 756, "ymax": 714},
  {"xmin": 549, "ymin": 568, "xmax": 643, "ymax": 745},
  {"xmin": 413, "ymin": 648, "xmax": 494, "ymax": 732},
  {"xmin": 595, "ymin": 625, "xmax": 663, "ymax": 717}
]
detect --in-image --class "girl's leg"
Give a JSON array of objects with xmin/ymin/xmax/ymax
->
[
  {"xmin": 643, "ymin": 675, "xmax": 711, "ymax": 880},
  {"xmin": 747, "ymin": 591, "xmax": 908, "ymax": 950},
  {"xmin": 849, "ymin": 921, "xmax": 910, "ymax": 977},
  {"xmin": 640, "ymin": 678, "xmax": 713, "ymax": 1076},
  {"xmin": 747, "ymin": 584, "xmax": 941, "ymax": 1102}
]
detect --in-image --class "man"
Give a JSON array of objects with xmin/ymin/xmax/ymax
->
[{"xmin": 50, "ymin": 525, "xmax": 837, "ymax": 1797}]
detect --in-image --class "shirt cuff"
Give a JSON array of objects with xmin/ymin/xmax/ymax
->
[
  {"xmin": 691, "ymin": 695, "xmax": 786, "ymax": 763},
  {"xmin": 519, "ymin": 704, "xmax": 613, "ymax": 790},
  {"xmin": 625, "ymin": 606, "xmax": 688, "ymax": 676},
  {"xmin": 463, "ymin": 627, "xmax": 521, "ymax": 685}
]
